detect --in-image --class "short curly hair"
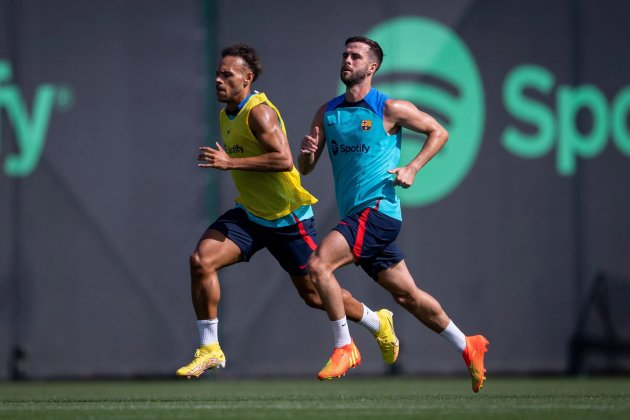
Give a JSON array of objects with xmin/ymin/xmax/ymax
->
[{"xmin": 221, "ymin": 43, "xmax": 263, "ymax": 82}]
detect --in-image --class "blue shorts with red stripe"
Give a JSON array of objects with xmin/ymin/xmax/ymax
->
[
  {"xmin": 334, "ymin": 207, "xmax": 404, "ymax": 280},
  {"xmin": 209, "ymin": 207, "xmax": 317, "ymax": 276}
]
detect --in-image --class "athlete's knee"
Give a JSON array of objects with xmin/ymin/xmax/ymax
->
[
  {"xmin": 393, "ymin": 287, "xmax": 444, "ymax": 319},
  {"xmin": 392, "ymin": 292, "xmax": 411, "ymax": 307},
  {"xmin": 189, "ymin": 250, "xmax": 218, "ymax": 276},
  {"xmin": 391, "ymin": 288, "xmax": 418, "ymax": 308},
  {"xmin": 306, "ymin": 254, "xmax": 323, "ymax": 284},
  {"xmin": 305, "ymin": 254, "xmax": 326, "ymax": 282}
]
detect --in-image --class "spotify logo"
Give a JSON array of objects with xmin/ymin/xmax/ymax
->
[
  {"xmin": 364, "ymin": 16, "xmax": 485, "ymax": 207},
  {"xmin": 502, "ymin": 65, "xmax": 630, "ymax": 175},
  {"xmin": 331, "ymin": 140, "xmax": 339, "ymax": 155}
]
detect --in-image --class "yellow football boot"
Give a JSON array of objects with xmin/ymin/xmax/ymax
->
[
  {"xmin": 176, "ymin": 343, "xmax": 226, "ymax": 378},
  {"xmin": 373, "ymin": 309, "xmax": 399, "ymax": 364}
]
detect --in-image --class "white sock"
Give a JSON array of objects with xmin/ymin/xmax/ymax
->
[
  {"xmin": 197, "ymin": 319, "xmax": 218, "ymax": 346},
  {"xmin": 331, "ymin": 317, "xmax": 352, "ymax": 348},
  {"xmin": 440, "ymin": 320, "xmax": 467, "ymax": 353},
  {"xmin": 357, "ymin": 304, "xmax": 380, "ymax": 334}
]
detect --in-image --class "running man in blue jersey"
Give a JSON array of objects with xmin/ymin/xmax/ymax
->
[{"xmin": 299, "ymin": 36, "xmax": 489, "ymax": 392}]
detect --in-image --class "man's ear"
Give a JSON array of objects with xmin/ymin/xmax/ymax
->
[
  {"xmin": 244, "ymin": 71, "xmax": 254, "ymax": 87},
  {"xmin": 368, "ymin": 62, "xmax": 378, "ymax": 76}
]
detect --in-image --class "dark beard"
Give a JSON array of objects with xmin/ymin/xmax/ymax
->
[{"xmin": 340, "ymin": 68, "xmax": 368, "ymax": 87}]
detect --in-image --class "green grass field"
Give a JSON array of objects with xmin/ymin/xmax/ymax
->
[{"xmin": 1, "ymin": 376, "xmax": 630, "ymax": 419}]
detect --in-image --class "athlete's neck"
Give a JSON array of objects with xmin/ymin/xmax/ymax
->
[
  {"xmin": 226, "ymin": 91, "xmax": 253, "ymax": 116},
  {"xmin": 344, "ymin": 82, "xmax": 372, "ymax": 103}
]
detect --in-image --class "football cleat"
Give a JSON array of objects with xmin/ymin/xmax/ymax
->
[
  {"xmin": 462, "ymin": 335, "xmax": 489, "ymax": 393},
  {"xmin": 373, "ymin": 309, "xmax": 399, "ymax": 364},
  {"xmin": 317, "ymin": 340, "xmax": 361, "ymax": 380},
  {"xmin": 176, "ymin": 343, "xmax": 226, "ymax": 378}
]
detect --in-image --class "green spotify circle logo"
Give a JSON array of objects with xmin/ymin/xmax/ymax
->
[{"xmin": 364, "ymin": 17, "xmax": 485, "ymax": 206}]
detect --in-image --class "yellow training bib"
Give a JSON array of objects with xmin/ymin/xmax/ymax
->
[{"xmin": 218, "ymin": 92, "xmax": 317, "ymax": 220}]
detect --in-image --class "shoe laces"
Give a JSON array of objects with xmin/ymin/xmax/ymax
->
[{"xmin": 376, "ymin": 335, "xmax": 397, "ymax": 352}]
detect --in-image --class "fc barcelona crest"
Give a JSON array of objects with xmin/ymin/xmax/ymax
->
[{"xmin": 361, "ymin": 120, "xmax": 372, "ymax": 131}]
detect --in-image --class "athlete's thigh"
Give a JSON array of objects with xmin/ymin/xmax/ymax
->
[
  {"xmin": 314, "ymin": 229, "xmax": 355, "ymax": 271},
  {"xmin": 375, "ymin": 259, "xmax": 418, "ymax": 294},
  {"xmin": 195, "ymin": 227, "xmax": 243, "ymax": 269},
  {"xmin": 196, "ymin": 207, "xmax": 263, "ymax": 268}
]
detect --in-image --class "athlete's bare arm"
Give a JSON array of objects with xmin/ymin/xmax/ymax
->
[
  {"xmin": 198, "ymin": 103, "xmax": 293, "ymax": 172},
  {"xmin": 384, "ymin": 99, "xmax": 449, "ymax": 189},
  {"xmin": 298, "ymin": 103, "xmax": 327, "ymax": 175}
]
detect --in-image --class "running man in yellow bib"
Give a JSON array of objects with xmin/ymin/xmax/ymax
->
[{"xmin": 176, "ymin": 43, "xmax": 399, "ymax": 380}]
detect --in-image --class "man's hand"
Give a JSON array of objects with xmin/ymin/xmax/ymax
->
[
  {"xmin": 387, "ymin": 166, "xmax": 416, "ymax": 189},
  {"xmin": 198, "ymin": 142, "xmax": 232, "ymax": 170},
  {"xmin": 300, "ymin": 126, "xmax": 320, "ymax": 155}
]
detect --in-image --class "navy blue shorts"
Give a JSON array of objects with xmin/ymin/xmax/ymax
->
[
  {"xmin": 209, "ymin": 208, "xmax": 317, "ymax": 276},
  {"xmin": 334, "ymin": 207, "xmax": 404, "ymax": 280}
]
